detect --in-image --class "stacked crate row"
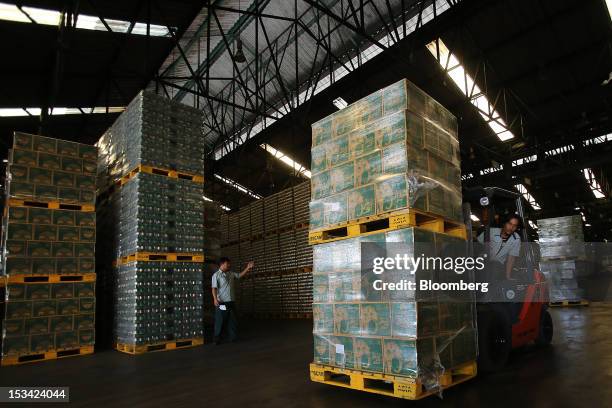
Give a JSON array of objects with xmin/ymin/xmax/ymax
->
[
  {"xmin": 220, "ymin": 181, "xmax": 312, "ymax": 317},
  {"xmin": 1, "ymin": 132, "xmax": 97, "ymax": 365},
  {"xmin": 96, "ymin": 91, "xmax": 205, "ymax": 351},
  {"xmin": 538, "ymin": 215, "xmax": 591, "ymax": 302},
  {"xmin": 309, "ymin": 80, "xmax": 476, "ymax": 389}
]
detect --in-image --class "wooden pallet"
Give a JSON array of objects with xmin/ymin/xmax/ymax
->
[
  {"xmin": 116, "ymin": 252, "xmax": 205, "ymax": 265},
  {"xmin": 550, "ymin": 300, "xmax": 589, "ymax": 307},
  {"xmin": 115, "ymin": 338, "xmax": 204, "ymax": 355},
  {"xmin": 120, "ymin": 164, "xmax": 204, "ymax": 185},
  {"xmin": 7, "ymin": 273, "xmax": 96, "ymax": 284},
  {"xmin": 7, "ymin": 198, "xmax": 94, "ymax": 212},
  {"xmin": 1, "ymin": 346, "xmax": 94, "ymax": 366},
  {"xmin": 309, "ymin": 209, "xmax": 466, "ymax": 245},
  {"xmin": 310, "ymin": 360, "xmax": 477, "ymax": 400}
]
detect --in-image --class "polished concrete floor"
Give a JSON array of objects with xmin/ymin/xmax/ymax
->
[{"xmin": 1, "ymin": 304, "xmax": 611, "ymax": 407}]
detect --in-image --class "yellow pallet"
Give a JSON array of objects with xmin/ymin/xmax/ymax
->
[
  {"xmin": 115, "ymin": 252, "xmax": 205, "ymax": 265},
  {"xmin": 7, "ymin": 198, "xmax": 94, "ymax": 212},
  {"xmin": 550, "ymin": 300, "xmax": 589, "ymax": 307},
  {"xmin": 0, "ymin": 275, "xmax": 6, "ymax": 288},
  {"xmin": 115, "ymin": 338, "xmax": 204, "ymax": 355},
  {"xmin": 1, "ymin": 346, "xmax": 94, "ymax": 366},
  {"xmin": 120, "ymin": 164, "xmax": 204, "ymax": 185},
  {"xmin": 309, "ymin": 209, "xmax": 466, "ymax": 245},
  {"xmin": 7, "ymin": 273, "xmax": 96, "ymax": 284},
  {"xmin": 310, "ymin": 361, "xmax": 476, "ymax": 400}
]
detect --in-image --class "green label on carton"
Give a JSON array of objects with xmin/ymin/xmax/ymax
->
[
  {"xmin": 383, "ymin": 339, "xmax": 417, "ymax": 377},
  {"xmin": 354, "ymin": 151, "xmax": 382, "ymax": 186},
  {"xmin": 312, "ymin": 119, "xmax": 332, "ymax": 146},
  {"xmin": 354, "ymin": 337, "xmax": 384, "ymax": 373},
  {"xmin": 311, "ymin": 171, "xmax": 332, "ymax": 200},
  {"xmin": 28, "ymin": 208, "xmax": 53, "ymax": 224},
  {"xmin": 313, "ymin": 304, "xmax": 334, "ymax": 334},
  {"xmin": 311, "ymin": 144, "xmax": 327, "ymax": 174},
  {"xmin": 38, "ymin": 153, "xmax": 61, "ymax": 170},
  {"xmin": 348, "ymin": 185, "xmax": 376, "ymax": 220},
  {"xmin": 360, "ymin": 303, "xmax": 391, "ymax": 336},
  {"xmin": 330, "ymin": 162, "xmax": 354, "ymax": 194},
  {"xmin": 313, "ymin": 334, "xmax": 332, "ymax": 365},
  {"xmin": 328, "ymin": 135, "xmax": 349, "ymax": 167},
  {"xmin": 330, "ymin": 336, "xmax": 355, "ymax": 369},
  {"xmin": 323, "ymin": 194, "xmax": 348, "ymax": 226},
  {"xmin": 376, "ymin": 175, "xmax": 407, "ymax": 213},
  {"xmin": 349, "ymin": 128, "xmax": 376, "ymax": 159},
  {"xmin": 312, "ymin": 274, "xmax": 329, "ymax": 303},
  {"xmin": 333, "ymin": 304, "xmax": 360, "ymax": 335}
]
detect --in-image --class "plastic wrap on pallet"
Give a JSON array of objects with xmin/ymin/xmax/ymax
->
[
  {"xmin": 311, "ymin": 227, "xmax": 477, "ymax": 384},
  {"xmin": 310, "ymin": 80, "xmax": 461, "ymax": 231},
  {"xmin": 537, "ymin": 215, "xmax": 586, "ymax": 259},
  {"xmin": 114, "ymin": 262, "xmax": 203, "ymax": 345},
  {"xmin": 6, "ymin": 133, "xmax": 97, "ymax": 206},
  {"xmin": 96, "ymin": 91, "xmax": 205, "ymax": 189},
  {"xmin": 540, "ymin": 259, "xmax": 591, "ymax": 302},
  {"xmin": 95, "ymin": 91, "xmax": 205, "ymax": 347},
  {"xmin": 1, "ymin": 281, "xmax": 96, "ymax": 357},
  {"xmin": 537, "ymin": 215, "xmax": 589, "ymax": 302}
]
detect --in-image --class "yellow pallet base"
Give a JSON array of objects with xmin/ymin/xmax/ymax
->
[
  {"xmin": 115, "ymin": 338, "xmax": 204, "ymax": 355},
  {"xmin": 120, "ymin": 164, "xmax": 204, "ymax": 185},
  {"xmin": 310, "ymin": 361, "xmax": 476, "ymax": 400},
  {"xmin": 1, "ymin": 346, "xmax": 94, "ymax": 366},
  {"xmin": 309, "ymin": 209, "xmax": 466, "ymax": 245},
  {"xmin": 115, "ymin": 252, "xmax": 204, "ymax": 265},
  {"xmin": 550, "ymin": 300, "xmax": 589, "ymax": 307},
  {"xmin": 7, "ymin": 273, "xmax": 96, "ymax": 284},
  {"xmin": 7, "ymin": 198, "xmax": 94, "ymax": 212}
]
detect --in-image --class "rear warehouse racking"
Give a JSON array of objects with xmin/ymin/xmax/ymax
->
[{"xmin": 221, "ymin": 181, "xmax": 313, "ymax": 318}]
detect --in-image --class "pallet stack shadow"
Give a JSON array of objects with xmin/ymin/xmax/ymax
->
[
  {"xmin": 538, "ymin": 215, "xmax": 591, "ymax": 304},
  {"xmin": 1, "ymin": 132, "xmax": 97, "ymax": 366},
  {"xmin": 96, "ymin": 91, "xmax": 205, "ymax": 354},
  {"xmin": 220, "ymin": 181, "xmax": 312, "ymax": 318},
  {"xmin": 309, "ymin": 79, "xmax": 477, "ymax": 400}
]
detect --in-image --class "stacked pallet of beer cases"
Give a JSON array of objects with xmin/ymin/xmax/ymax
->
[
  {"xmin": 96, "ymin": 91, "xmax": 205, "ymax": 354},
  {"xmin": 309, "ymin": 79, "xmax": 477, "ymax": 399},
  {"xmin": 538, "ymin": 215, "xmax": 591, "ymax": 304},
  {"xmin": 1, "ymin": 132, "xmax": 97, "ymax": 366},
  {"xmin": 220, "ymin": 181, "xmax": 313, "ymax": 318}
]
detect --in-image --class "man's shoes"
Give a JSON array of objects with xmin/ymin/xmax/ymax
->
[{"xmin": 214, "ymin": 337, "xmax": 221, "ymax": 345}]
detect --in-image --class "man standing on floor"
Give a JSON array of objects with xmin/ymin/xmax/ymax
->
[{"xmin": 211, "ymin": 257, "xmax": 254, "ymax": 344}]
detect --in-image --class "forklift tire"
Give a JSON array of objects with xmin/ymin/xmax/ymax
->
[
  {"xmin": 477, "ymin": 309, "xmax": 512, "ymax": 373},
  {"xmin": 535, "ymin": 309, "xmax": 553, "ymax": 346}
]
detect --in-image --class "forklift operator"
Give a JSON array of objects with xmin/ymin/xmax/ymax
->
[{"xmin": 477, "ymin": 214, "xmax": 522, "ymax": 280}]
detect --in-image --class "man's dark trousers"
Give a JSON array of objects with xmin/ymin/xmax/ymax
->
[{"xmin": 214, "ymin": 301, "xmax": 237, "ymax": 343}]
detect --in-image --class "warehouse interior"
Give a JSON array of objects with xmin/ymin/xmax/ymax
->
[{"xmin": 0, "ymin": 0, "xmax": 611, "ymax": 407}]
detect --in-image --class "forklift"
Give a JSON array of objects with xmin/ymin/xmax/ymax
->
[{"xmin": 463, "ymin": 187, "xmax": 553, "ymax": 372}]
